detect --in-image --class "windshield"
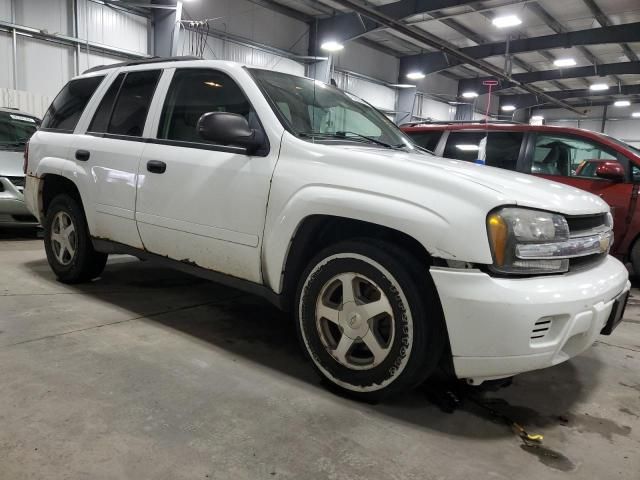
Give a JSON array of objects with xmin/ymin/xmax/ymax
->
[
  {"xmin": 249, "ymin": 68, "xmax": 419, "ymax": 152},
  {"xmin": 0, "ymin": 111, "xmax": 39, "ymax": 150}
]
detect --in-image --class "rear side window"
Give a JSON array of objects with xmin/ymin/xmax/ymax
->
[
  {"xmin": 158, "ymin": 69, "xmax": 253, "ymax": 144},
  {"xmin": 406, "ymin": 131, "xmax": 442, "ymax": 152},
  {"xmin": 106, "ymin": 70, "xmax": 161, "ymax": 137},
  {"xmin": 41, "ymin": 76, "xmax": 104, "ymax": 132},
  {"xmin": 443, "ymin": 131, "xmax": 486, "ymax": 161},
  {"xmin": 88, "ymin": 74, "xmax": 125, "ymax": 133},
  {"xmin": 485, "ymin": 132, "xmax": 523, "ymax": 170}
]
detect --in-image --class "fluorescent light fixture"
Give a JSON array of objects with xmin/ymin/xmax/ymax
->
[
  {"xmin": 590, "ymin": 83, "xmax": 609, "ymax": 91},
  {"xmin": 492, "ymin": 15, "xmax": 522, "ymax": 28},
  {"xmin": 531, "ymin": 115, "xmax": 544, "ymax": 121},
  {"xmin": 389, "ymin": 84, "xmax": 416, "ymax": 88},
  {"xmin": 462, "ymin": 91, "xmax": 479, "ymax": 98},
  {"xmin": 320, "ymin": 41, "xmax": 344, "ymax": 52},
  {"xmin": 553, "ymin": 58, "xmax": 576, "ymax": 67},
  {"xmin": 614, "ymin": 100, "xmax": 631, "ymax": 107},
  {"xmin": 407, "ymin": 72, "xmax": 426, "ymax": 80},
  {"xmin": 501, "ymin": 105, "xmax": 516, "ymax": 111},
  {"xmin": 632, "ymin": 112, "xmax": 640, "ymax": 118},
  {"xmin": 456, "ymin": 144, "xmax": 480, "ymax": 151}
]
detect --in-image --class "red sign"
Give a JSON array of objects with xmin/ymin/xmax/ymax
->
[{"xmin": 483, "ymin": 80, "xmax": 499, "ymax": 86}]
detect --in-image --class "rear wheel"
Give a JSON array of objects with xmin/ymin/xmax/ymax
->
[
  {"xmin": 44, "ymin": 194, "xmax": 107, "ymax": 283},
  {"xmin": 295, "ymin": 239, "xmax": 446, "ymax": 401}
]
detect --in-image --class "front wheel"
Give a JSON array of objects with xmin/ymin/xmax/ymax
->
[
  {"xmin": 295, "ymin": 240, "xmax": 446, "ymax": 401},
  {"xmin": 44, "ymin": 194, "xmax": 108, "ymax": 283}
]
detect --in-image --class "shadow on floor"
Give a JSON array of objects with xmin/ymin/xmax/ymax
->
[{"xmin": 23, "ymin": 255, "xmax": 602, "ymax": 442}]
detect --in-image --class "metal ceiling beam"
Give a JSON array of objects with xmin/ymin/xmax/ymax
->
[
  {"xmin": 536, "ymin": 99, "xmax": 640, "ymax": 110},
  {"xmin": 499, "ymin": 83, "xmax": 640, "ymax": 109},
  {"xmin": 244, "ymin": 0, "xmax": 314, "ymax": 22},
  {"xmin": 582, "ymin": 0, "xmax": 638, "ymax": 62},
  {"xmin": 460, "ymin": 61, "xmax": 640, "ymax": 92},
  {"xmin": 400, "ymin": 22, "xmax": 640, "ymax": 76},
  {"xmin": 327, "ymin": 0, "xmax": 584, "ymax": 115}
]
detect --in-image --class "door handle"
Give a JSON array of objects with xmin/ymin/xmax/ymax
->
[
  {"xmin": 75, "ymin": 149, "xmax": 90, "ymax": 161},
  {"xmin": 147, "ymin": 160, "xmax": 167, "ymax": 174}
]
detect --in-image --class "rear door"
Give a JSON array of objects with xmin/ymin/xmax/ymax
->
[
  {"xmin": 525, "ymin": 132, "xmax": 633, "ymax": 246},
  {"xmin": 72, "ymin": 69, "xmax": 162, "ymax": 248}
]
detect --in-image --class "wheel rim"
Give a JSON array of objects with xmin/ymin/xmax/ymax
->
[
  {"xmin": 315, "ymin": 272, "xmax": 395, "ymax": 370},
  {"xmin": 50, "ymin": 211, "xmax": 77, "ymax": 266}
]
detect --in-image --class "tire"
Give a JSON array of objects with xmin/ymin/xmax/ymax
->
[
  {"xmin": 43, "ymin": 194, "xmax": 108, "ymax": 283},
  {"xmin": 295, "ymin": 239, "xmax": 446, "ymax": 402}
]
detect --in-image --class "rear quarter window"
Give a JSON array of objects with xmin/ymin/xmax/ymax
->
[{"xmin": 41, "ymin": 76, "xmax": 104, "ymax": 133}]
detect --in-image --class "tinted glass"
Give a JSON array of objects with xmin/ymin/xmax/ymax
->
[
  {"xmin": 406, "ymin": 131, "xmax": 442, "ymax": 152},
  {"xmin": 532, "ymin": 134, "xmax": 617, "ymax": 177},
  {"xmin": 250, "ymin": 68, "xmax": 416, "ymax": 151},
  {"xmin": 41, "ymin": 76, "xmax": 104, "ymax": 132},
  {"xmin": 0, "ymin": 112, "xmax": 39, "ymax": 149},
  {"xmin": 108, "ymin": 70, "xmax": 161, "ymax": 137},
  {"xmin": 89, "ymin": 74, "xmax": 125, "ymax": 133},
  {"xmin": 158, "ymin": 69, "xmax": 253, "ymax": 144},
  {"xmin": 443, "ymin": 131, "xmax": 486, "ymax": 161},
  {"xmin": 485, "ymin": 132, "xmax": 523, "ymax": 170}
]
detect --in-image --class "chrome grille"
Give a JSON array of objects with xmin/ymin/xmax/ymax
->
[{"xmin": 565, "ymin": 213, "xmax": 611, "ymax": 271}]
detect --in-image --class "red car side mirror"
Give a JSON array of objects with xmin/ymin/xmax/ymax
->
[{"xmin": 596, "ymin": 162, "xmax": 625, "ymax": 182}]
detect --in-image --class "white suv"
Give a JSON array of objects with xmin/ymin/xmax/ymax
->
[{"xmin": 24, "ymin": 58, "xmax": 630, "ymax": 400}]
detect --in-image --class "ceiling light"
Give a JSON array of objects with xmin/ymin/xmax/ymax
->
[
  {"xmin": 320, "ymin": 41, "xmax": 344, "ymax": 52},
  {"xmin": 590, "ymin": 83, "xmax": 609, "ymax": 91},
  {"xmin": 501, "ymin": 105, "xmax": 516, "ymax": 111},
  {"xmin": 462, "ymin": 91, "xmax": 479, "ymax": 98},
  {"xmin": 456, "ymin": 144, "xmax": 480, "ymax": 151},
  {"xmin": 614, "ymin": 100, "xmax": 631, "ymax": 107},
  {"xmin": 407, "ymin": 72, "xmax": 426, "ymax": 80},
  {"xmin": 492, "ymin": 15, "xmax": 522, "ymax": 28},
  {"xmin": 389, "ymin": 84, "xmax": 416, "ymax": 88},
  {"xmin": 632, "ymin": 112, "xmax": 640, "ymax": 118},
  {"xmin": 204, "ymin": 81, "xmax": 222, "ymax": 88},
  {"xmin": 553, "ymin": 58, "xmax": 576, "ymax": 67},
  {"xmin": 531, "ymin": 115, "xmax": 544, "ymax": 121}
]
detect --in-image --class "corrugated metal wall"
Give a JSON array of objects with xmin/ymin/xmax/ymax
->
[
  {"xmin": 178, "ymin": 30, "xmax": 305, "ymax": 76},
  {"xmin": 0, "ymin": 0, "xmax": 149, "ymax": 117},
  {"xmin": 332, "ymin": 71, "xmax": 396, "ymax": 112}
]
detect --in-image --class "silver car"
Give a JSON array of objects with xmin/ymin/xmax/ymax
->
[{"xmin": 0, "ymin": 108, "xmax": 40, "ymax": 227}]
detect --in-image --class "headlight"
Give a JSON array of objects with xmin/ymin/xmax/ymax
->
[{"xmin": 487, "ymin": 207, "xmax": 612, "ymax": 275}]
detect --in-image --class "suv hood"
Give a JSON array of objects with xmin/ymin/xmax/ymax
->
[
  {"xmin": 0, "ymin": 150, "xmax": 25, "ymax": 177},
  {"xmin": 346, "ymin": 146, "xmax": 609, "ymax": 216}
]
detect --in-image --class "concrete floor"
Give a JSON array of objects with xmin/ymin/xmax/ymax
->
[{"xmin": 1, "ymin": 232, "xmax": 639, "ymax": 480}]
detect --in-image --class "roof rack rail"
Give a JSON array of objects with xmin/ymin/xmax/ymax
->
[
  {"xmin": 400, "ymin": 119, "xmax": 522, "ymax": 127},
  {"xmin": 83, "ymin": 56, "xmax": 201, "ymax": 74}
]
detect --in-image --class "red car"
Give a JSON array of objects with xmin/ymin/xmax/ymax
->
[{"xmin": 401, "ymin": 122, "xmax": 640, "ymax": 273}]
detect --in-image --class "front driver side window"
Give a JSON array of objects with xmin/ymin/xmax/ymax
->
[
  {"xmin": 532, "ymin": 134, "xmax": 617, "ymax": 177},
  {"xmin": 158, "ymin": 69, "xmax": 255, "ymax": 145}
]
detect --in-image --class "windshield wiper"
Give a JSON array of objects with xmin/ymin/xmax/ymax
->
[{"xmin": 299, "ymin": 131, "xmax": 404, "ymax": 150}]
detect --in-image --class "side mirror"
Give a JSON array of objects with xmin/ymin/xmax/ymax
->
[
  {"xmin": 595, "ymin": 162, "xmax": 625, "ymax": 182},
  {"xmin": 197, "ymin": 112, "xmax": 263, "ymax": 154}
]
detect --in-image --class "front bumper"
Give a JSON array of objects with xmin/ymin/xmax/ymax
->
[
  {"xmin": 0, "ymin": 177, "xmax": 39, "ymax": 227},
  {"xmin": 431, "ymin": 255, "xmax": 630, "ymax": 383}
]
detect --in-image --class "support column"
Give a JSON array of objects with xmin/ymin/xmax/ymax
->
[
  {"xmin": 152, "ymin": 0, "xmax": 182, "ymax": 57},
  {"xmin": 395, "ymin": 88, "xmax": 417, "ymax": 125}
]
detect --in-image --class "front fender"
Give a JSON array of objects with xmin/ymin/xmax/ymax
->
[{"xmin": 262, "ymin": 184, "xmax": 469, "ymax": 293}]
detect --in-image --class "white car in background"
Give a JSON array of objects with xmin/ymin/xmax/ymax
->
[{"xmin": 0, "ymin": 108, "xmax": 40, "ymax": 227}]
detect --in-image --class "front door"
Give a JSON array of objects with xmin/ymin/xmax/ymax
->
[{"xmin": 135, "ymin": 68, "xmax": 278, "ymax": 283}]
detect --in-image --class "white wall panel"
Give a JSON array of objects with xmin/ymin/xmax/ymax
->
[
  {"xmin": 182, "ymin": 0, "xmax": 309, "ymax": 55},
  {"xmin": 17, "ymin": 36, "xmax": 74, "ymax": 99},
  {"xmin": 0, "ymin": 0, "xmax": 11, "ymax": 21},
  {"xmin": 0, "ymin": 31, "xmax": 12, "ymax": 89},
  {"xmin": 178, "ymin": 32, "xmax": 304, "ymax": 76},
  {"xmin": 334, "ymin": 41, "xmax": 399, "ymax": 84},
  {"xmin": 0, "ymin": 87, "xmax": 51, "ymax": 117},
  {"xmin": 13, "ymin": 0, "xmax": 71, "ymax": 35},
  {"xmin": 78, "ymin": 50, "xmax": 124, "ymax": 74},
  {"xmin": 77, "ymin": 0, "xmax": 148, "ymax": 54}
]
